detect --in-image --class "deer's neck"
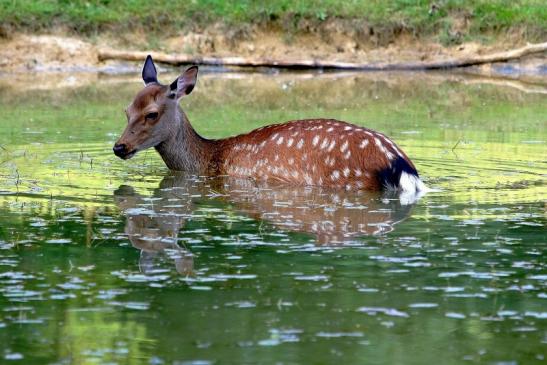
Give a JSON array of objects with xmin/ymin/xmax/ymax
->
[{"xmin": 154, "ymin": 108, "xmax": 217, "ymax": 173}]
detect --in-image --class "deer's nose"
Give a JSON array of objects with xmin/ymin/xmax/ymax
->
[{"xmin": 113, "ymin": 143, "xmax": 128, "ymax": 158}]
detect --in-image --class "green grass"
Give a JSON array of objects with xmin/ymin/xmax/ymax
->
[{"xmin": 0, "ymin": 0, "xmax": 546, "ymax": 40}]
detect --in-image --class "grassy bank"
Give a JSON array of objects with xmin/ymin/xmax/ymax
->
[{"xmin": 1, "ymin": 0, "xmax": 546, "ymax": 42}]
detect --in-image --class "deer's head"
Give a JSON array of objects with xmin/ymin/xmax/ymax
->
[{"xmin": 113, "ymin": 55, "xmax": 198, "ymax": 159}]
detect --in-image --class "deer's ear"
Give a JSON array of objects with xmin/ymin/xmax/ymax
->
[
  {"xmin": 171, "ymin": 66, "xmax": 198, "ymax": 100},
  {"xmin": 142, "ymin": 55, "xmax": 158, "ymax": 85}
]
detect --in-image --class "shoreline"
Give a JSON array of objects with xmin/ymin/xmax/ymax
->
[{"xmin": 0, "ymin": 31, "xmax": 545, "ymax": 83}]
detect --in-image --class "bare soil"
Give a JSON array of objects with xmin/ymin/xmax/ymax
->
[{"xmin": 0, "ymin": 23, "xmax": 545, "ymax": 80}]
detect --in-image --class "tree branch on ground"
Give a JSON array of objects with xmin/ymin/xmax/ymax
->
[{"xmin": 98, "ymin": 42, "xmax": 547, "ymax": 71}]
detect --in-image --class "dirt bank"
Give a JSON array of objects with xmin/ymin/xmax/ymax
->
[{"xmin": 1, "ymin": 24, "xmax": 545, "ymax": 81}]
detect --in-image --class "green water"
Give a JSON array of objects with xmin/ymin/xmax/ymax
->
[{"xmin": 0, "ymin": 70, "xmax": 545, "ymax": 364}]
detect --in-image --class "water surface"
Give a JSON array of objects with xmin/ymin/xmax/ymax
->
[{"xmin": 0, "ymin": 70, "xmax": 545, "ymax": 364}]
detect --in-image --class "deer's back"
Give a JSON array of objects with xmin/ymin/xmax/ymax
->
[{"xmin": 214, "ymin": 119, "xmax": 417, "ymax": 191}]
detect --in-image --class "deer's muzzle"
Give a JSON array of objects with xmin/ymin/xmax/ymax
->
[{"xmin": 113, "ymin": 143, "xmax": 136, "ymax": 159}]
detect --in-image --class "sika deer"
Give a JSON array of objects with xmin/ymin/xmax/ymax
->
[{"xmin": 113, "ymin": 56, "xmax": 426, "ymax": 196}]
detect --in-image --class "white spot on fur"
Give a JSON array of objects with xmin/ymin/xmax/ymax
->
[
  {"xmin": 271, "ymin": 133, "xmax": 279, "ymax": 141},
  {"xmin": 374, "ymin": 138, "xmax": 382, "ymax": 148},
  {"xmin": 331, "ymin": 170, "xmax": 340, "ymax": 180},
  {"xmin": 340, "ymin": 140, "xmax": 349, "ymax": 153},
  {"xmin": 344, "ymin": 150, "xmax": 351, "ymax": 159},
  {"xmin": 297, "ymin": 139, "xmax": 304, "ymax": 149},
  {"xmin": 359, "ymin": 139, "xmax": 369, "ymax": 149},
  {"xmin": 355, "ymin": 169, "xmax": 362, "ymax": 177},
  {"xmin": 288, "ymin": 158, "xmax": 294, "ymax": 165},
  {"xmin": 384, "ymin": 138, "xmax": 403, "ymax": 156},
  {"xmin": 374, "ymin": 137, "xmax": 392, "ymax": 159},
  {"xmin": 277, "ymin": 136, "xmax": 284, "ymax": 145},
  {"xmin": 312, "ymin": 135, "xmax": 320, "ymax": 146},
  {"xmin": 320, "ymin": 138, "xmax": 329, "ymax": 149},
  {"xmin": 344, "ymin": 126, "xmax": 353, "ymax": 131},
  {"xmin": 327, "ymin": 140, "xmax": 336, "ymax": 152},
  {"xmin": 283, "ymin": 169, "xmax": 290, "ymax": 178},
  {"xmin": 343, "ymin": 167, "xmax": 350, "ymax": 177},
  {"xmin": 327, "ymin": 127, "xmax": 334, "ymax": 132},
  {"xmin": 287, "ymin": 138, "xmax": 294, "ymax": 147}
]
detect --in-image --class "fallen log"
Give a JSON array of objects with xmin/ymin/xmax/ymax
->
[{"xmin": 98, "ymin": 42, "xmax": 547, "ymax": 71}]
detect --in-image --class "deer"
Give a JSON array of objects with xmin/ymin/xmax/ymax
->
[{"xmin": 113, "ymin": 55, "xmax": 426, "ymax": 198}]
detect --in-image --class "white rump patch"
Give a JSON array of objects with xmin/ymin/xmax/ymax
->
[
  {"xmin": 398, "ymin": 172, "xmax": 428, "ymax": 205},
  {"xmin": 399, "ymin": 171, "xmax": 426, "ymax": 193}
]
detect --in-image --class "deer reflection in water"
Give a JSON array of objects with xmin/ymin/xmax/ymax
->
[
  {"xmin": 114, "ymin": 184, "xmax": 195, "ymax": 275},
  {"xmin": 114, "ymin": 173, "xmax": 416, "ymax": 273}
]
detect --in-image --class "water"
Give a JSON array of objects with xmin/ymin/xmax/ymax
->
[{"xmin": 0, "ymin": 70, "xmax": 545, "ymax": 364}]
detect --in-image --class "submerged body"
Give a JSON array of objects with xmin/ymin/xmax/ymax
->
[{"xmin": 114, "ymin": 56, "xmax": 425, "ymax": 194}]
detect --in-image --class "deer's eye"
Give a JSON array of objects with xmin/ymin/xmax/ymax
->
[{"xmin": 145, "ymin": 112, "xmax": 158, "ymax": 121}]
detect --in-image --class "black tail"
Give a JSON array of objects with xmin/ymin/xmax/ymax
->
[{"xmin": 377, "ymin": 156, "xmax": 419, "ymax": 190}]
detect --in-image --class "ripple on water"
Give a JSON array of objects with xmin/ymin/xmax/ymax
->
[
  {"xmin": 357, "ymin": 307, "xmax": 409, "ymax": 318},
  {"xmin": 258, "ymin": 328, "xmax": 303, "ymax": 346},
  {"xmin": 316, "ymin": 331, "xmax": 364, "ymax": 338}
]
